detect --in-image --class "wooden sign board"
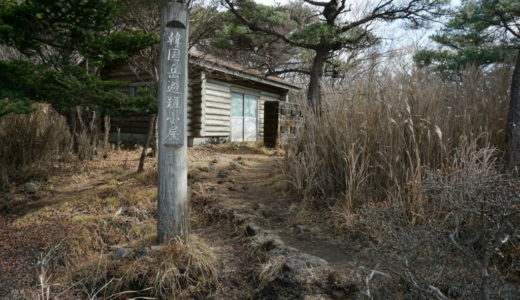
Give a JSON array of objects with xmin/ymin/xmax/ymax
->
[{"xmin": 157, "ymin": 2, "xmax": 189, "ymax": 243}]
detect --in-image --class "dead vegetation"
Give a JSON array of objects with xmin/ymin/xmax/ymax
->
[
  {"xmin": 1, "ymin": 150, "xmax": 223, "ymax": 300},
  {"xmin": 69, "ymin": 236, "xmax": 218, "ymax": 300},
  {"xmin": 0, "ymin": 104, "xmax": 71, "ymax": 188},
  {"xmin": 283, "ymin": 65, "xmax": 520, "ymax": 299},
  {"xmin": 285, "ymin": 66, "xmax": 509, "ymax": 213}
]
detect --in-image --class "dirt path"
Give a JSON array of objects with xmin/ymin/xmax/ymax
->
[{"xmin": 195, "ymin": 151, "xmax": 356, "ymax": 276}]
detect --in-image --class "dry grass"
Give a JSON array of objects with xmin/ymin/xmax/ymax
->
[
  {"xmin": 283, "ymin": 64, "xmax": 519, "ymax": 299},
  {"xmin": 70, "ymin": 235, "xmax": 219, "ymax": 300},
  {"xmin": 0, "ymin": 104, "xmax": 71, "ymax": 188},
  {"xmin": 284, "ymin": 65, "xmax": 510, "ymax": 215},
  {"xmin": 4, "ymin": 150, "xmax": 224, "ymax": 299}
]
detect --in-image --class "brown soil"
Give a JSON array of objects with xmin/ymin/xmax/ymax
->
[
  {"xmin": 195, "ymin": 149, "xmax": 357, "ymax": 271},
  {"xmin": 0, "ymin": 145, "xmax": 358, "ymax": 299}
]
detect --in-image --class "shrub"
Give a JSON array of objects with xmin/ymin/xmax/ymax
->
[{"xmin": 0, "ymin": 104, "xmax": 71, "ymax": 188}]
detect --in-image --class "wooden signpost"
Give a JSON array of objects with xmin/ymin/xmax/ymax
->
[{"xmin": 157, "ymin": 2, "xmax": 188, "ymax": 243}]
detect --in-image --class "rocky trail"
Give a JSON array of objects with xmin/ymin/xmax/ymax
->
[
  {"xmin": 210, "ymin": 154, "xmax": 356, "ymax": 269},
  {"xmin": 190, "ymin": 149, "xmax": 362, "ymax": 299}
]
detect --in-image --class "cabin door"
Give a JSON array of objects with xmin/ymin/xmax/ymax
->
[{"xmin": 231, "ymin": 93, "xmax": 257, "ymax": 142}]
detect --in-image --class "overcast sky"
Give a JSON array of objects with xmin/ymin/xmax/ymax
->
[{"xmin": 250, "ymin": 0, "xmax": 462, "ymax": 58}]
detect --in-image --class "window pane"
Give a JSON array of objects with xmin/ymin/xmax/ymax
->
[
  {"xmin": 231, "ymin": 93, "xmax": 243, "ymax": 117},
  {"xmin": 244, "ymin": 95, "xmax": 257, "ymax": 118}
]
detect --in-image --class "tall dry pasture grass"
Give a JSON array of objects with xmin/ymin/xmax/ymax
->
[
  {"xmin": 0, "ymin": 104, "xmax": 71, "ymax": 187},
  {"xmin": 284, "ymin": 66, "xmax": 510, "ymax": 215}
]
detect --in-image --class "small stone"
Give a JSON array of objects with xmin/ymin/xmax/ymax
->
[
  {"xmin": 293, "ymin": 224, "xmax": 310, "ymax": 234},
  {"xmin": 135, "ymin": 247, "xmax": 151, "ymax": 258},
  {"xmin": 327, "ymin": 271, "xmax": 350, "ymax": 288},
  {"xmin": 253, "ymin": 203, "xmax": 265, "ymax": 210},
  {"xmin": 198, "ymin": 166, "xmax": 210, "ymax": 172},
  {"xmin": 23, "ymin": 182, "xmax": 39, "ymax": 194},
  {"xmin": 245, "ymin": 224, "xmax": 260, "ymax": 236},
  {"xmin": 283, "ymin": 254, "xmax": 329, "ymax": 273},
  {"xmin": 150, "ymin": 245, "xmax": 165, "ymax": 251},
  {"xmin": 113, "ymin": 247, "xmax": 133, "ymax": 260}
]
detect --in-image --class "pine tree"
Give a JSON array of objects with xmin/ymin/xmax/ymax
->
[{"xmin": 415, "ymin": 0, "xmax": 520, "ymax": 170}]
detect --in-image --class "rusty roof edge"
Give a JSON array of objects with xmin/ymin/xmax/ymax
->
[{"xmin": 188, "ymin": 50, "xmax": 302, "ymax": 90}]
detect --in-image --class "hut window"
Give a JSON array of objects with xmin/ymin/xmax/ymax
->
[{"xmin": 231, "ymin": 92, "xmax": 258, "ymax": 142}]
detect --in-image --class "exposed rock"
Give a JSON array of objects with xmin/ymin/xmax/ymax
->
[
  {"xmin": 23, "ymin": 182, "xmax": 39, "ymax": 194},
  {"xmin": 282, "ymin": 254, "xmax": 329, "ymax": 274},
  {"xmin": 113, "ymin": 247, "xmax": 133, "ymax": 260}
]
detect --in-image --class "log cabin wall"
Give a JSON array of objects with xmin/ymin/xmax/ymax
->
[
  {"xmin": 101, "ymin": 55, "xmax": 299, "ymax": 147},
  {"xmin": 105, "ymin": 65, "xmax": 204, "ymax": 144},
  {"xmin": 199, "ymin": 77, "xmax": 287, "ymax": 143}
]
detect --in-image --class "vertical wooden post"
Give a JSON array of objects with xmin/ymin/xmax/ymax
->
[{"xmin": 157, "ymin": 2, "xmax": 189, "ymax": 243}]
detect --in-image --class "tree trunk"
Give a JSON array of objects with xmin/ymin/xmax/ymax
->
[
  {"xmin": 66, "ymin": 107, "xmax": 77, "ymax": 153},
  {"xmin": 307, "ymin": 49, "xmax": 328, "ymax": 114},
  {"xmin": 505, "ymin": 53, "xmax": 520, "ymax": 171},
  {"xmin": 103, "ymin": 115, "xmax": 111, "ymax": 149},
  {"xmin": 151, "ymin": 115, "xmax": 158, "ymax": 157},
  {"xmin": 116, "ymin": 127, "xmax": 121, "ymax": 151},
  {"xmin": 89, "ymin": 110, "xmax": 97, "ymax": 158},
  {"xmin": 138, "ymin": 114, "xmax": 157, "ymax": 172}
]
